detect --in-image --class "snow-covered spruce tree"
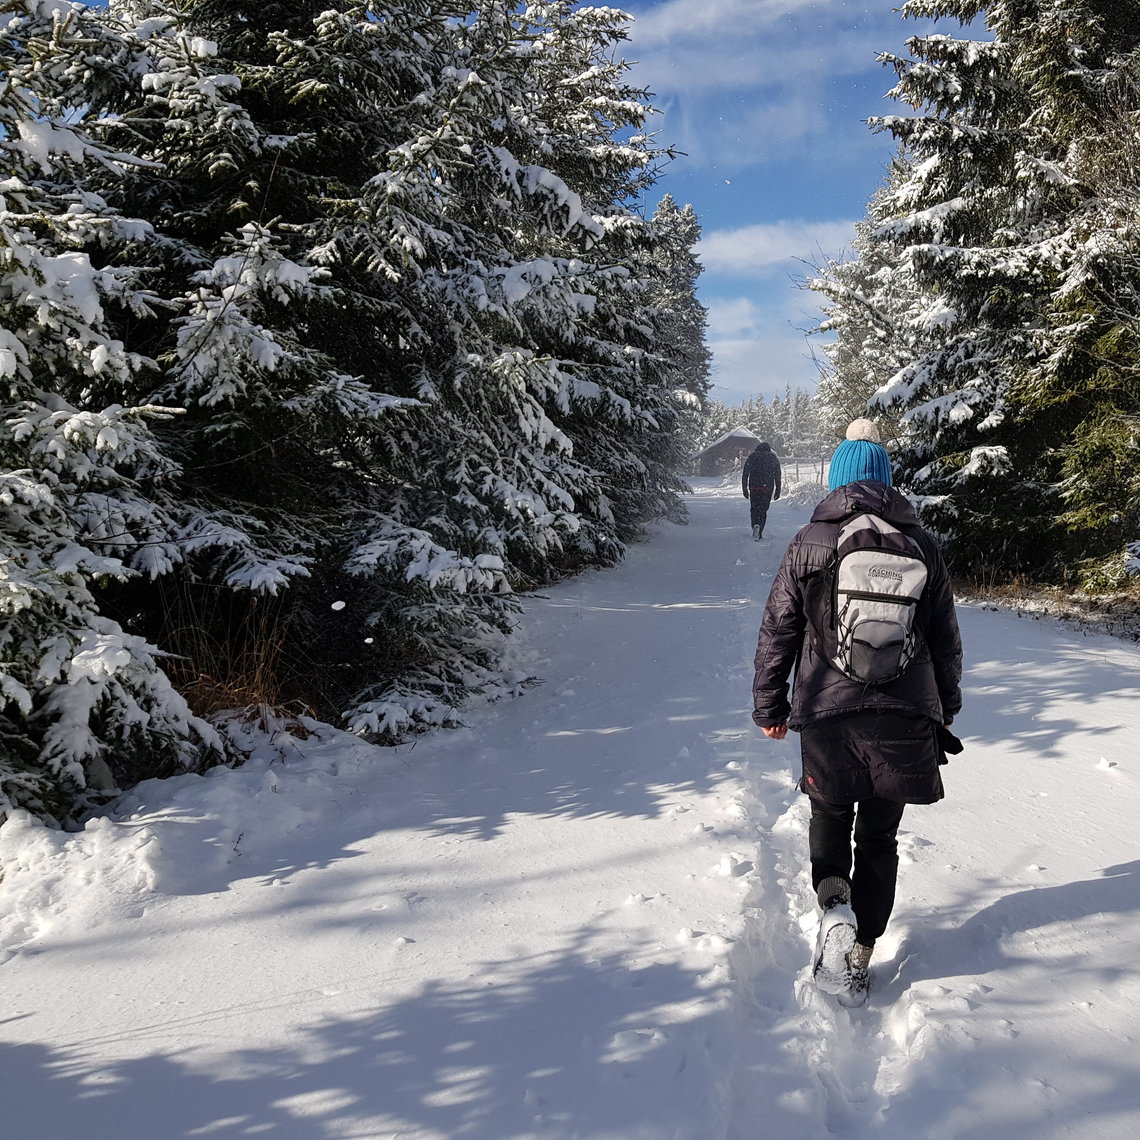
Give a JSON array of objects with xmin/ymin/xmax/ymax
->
[
  {"xmin": 331, "ymin": 0, "xmax": 626, "ymax": 731},
  {"xmin": 90, "ymin": 1, "xmax": 692, "ymax": 739},
  {"xmin": 1012, "ymin": 24, "xmax": 1140, "ymax": 587},
  {"xmin": 648, "ymin": 194, "xmax": 712, "ymax": 468},
  {"xmin": 649, "ymin": 197, "xmax": 711, "ymax": 404},
  {"xmin": 355, "ymin": 0, "xmax": 617, "ymax": 586},
  {"xmin": 856, "ymin": 0, "xmax": 1140, "ymax": 581},
  {"xmin": 808, "ymin": 194, "xmax": 924, "ymax": 447},
  {"xmin": 776, "ymin": 385, "xmax": 825, "ymax": 455},
  {"xmin": 768, "ymin": 391, "xmax": 788, "ymax": 452},
  {"xmin": 692, "ymin": 398, "xmax": 732, "ymax": 454},
  {"xmin": 92, "ymin": 0, "xmax": 528, "ymax": 739},
  {"xmin": 330, "ymin": 0, "xmax": 692, "ymax": 722},
  {"xmin": 743, "ymin": 397, "xmax": 777, "ymax": 447},
  {"xmin": 0, "ymin": 1, "xmax": 220, "ymax": 823},
  {"xmin": 352, "ymin": 0, "xmax": 690, "ymax": 578},
  {"xmin": 858, "ymin": 0, "xmax": 1046, "ymax": 578},
  {"xmin": 486, "ymin": 1, "xmax": 692, "ymax": 542}
]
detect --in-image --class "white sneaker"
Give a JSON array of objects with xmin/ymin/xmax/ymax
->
[
  {"xmin": 812, "ymin": 903, "xmax": 857, "ymax": 995},
  {"xmin": 752, "ymin": 524, "xmax": 762, "ymax": 541}
]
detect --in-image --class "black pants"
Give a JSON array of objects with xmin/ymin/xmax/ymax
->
[
  {"xmin": 808, "ymin": 796, "xmax": 905, "ymax": 946},
  {"xmin": 748, "ymin": 486, "xmax": 773, "ymax": 532}
]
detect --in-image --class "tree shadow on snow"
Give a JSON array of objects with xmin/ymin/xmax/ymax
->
[
  {"xmin": 956, "ymin": 605, "xmax": 1138, "ymax": 759},
  {"xmin": 896, "ymin": 859, "xmax": 1140, "ymax": 987},
  {"xmin": 1, "ymin": 938, "xmax": 729, "ymax": 1139}
]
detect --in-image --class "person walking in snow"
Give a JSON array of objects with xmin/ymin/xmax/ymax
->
[
  {"xmin": 750, "ymin": 419, "xmax": 962, "ymax": 1006},
  {"xmin": 742, "ymin": 440, "xmax": 782, "ymax": 541}
]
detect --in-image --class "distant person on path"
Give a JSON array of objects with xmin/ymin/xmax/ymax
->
[
  {"xmin": 742, "ymin": 440, "xmax": 782, "ymax": 541},
  {"xmin": 750, "ymin": 418, "xmax": 963, "ymax": 1006}
]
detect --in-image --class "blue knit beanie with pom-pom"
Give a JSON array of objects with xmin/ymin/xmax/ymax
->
[{"xmin": 828, "ymin": 419, "xmax": 893, "ymax": 490}]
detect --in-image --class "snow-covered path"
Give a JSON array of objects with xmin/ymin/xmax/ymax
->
[{"xmin": 3, "ymin": 477, "xmax": 1140, "ymax": 1138}]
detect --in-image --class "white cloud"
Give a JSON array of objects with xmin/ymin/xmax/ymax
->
[
  {"xmin": 631, "ymin": 0, "xmax": 838, "ymax": 47},
  {"xmin": 654, "ymin": 93, "xmax": 832, "ymax": 168},
  {"xmin": 627, "ymin": 2, "xmax": 897, "ymax": 94},
  {"xmin": 698, "ymin": 219, "xmax": 856, "ymax": 277},
  {"xmin": 708, "ymin": 331, "xmax": 818, "ymax": 405},
  {"xmin": 633, "ymin": 33, "xmax": 888, "ymax": 94},
  {"xmin": 706, "ymin": 297, "xmax": 762, "ymax": 338},
  {"xmin": 621, "ymin": 1, "xmax": 917, "ymax": 168},
  {"xmin": 704, "ymin": 291, "xmax": 829, "ymax": 404}
]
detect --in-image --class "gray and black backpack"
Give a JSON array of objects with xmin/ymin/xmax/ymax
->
[{"xmin": 806, "ymin": 512, "xmax": 928, "ymax": 684}]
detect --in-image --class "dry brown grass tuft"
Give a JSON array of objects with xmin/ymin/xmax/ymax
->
[{"xmin": 953, "ymin": 579, "xmax": 1140, "ymax": 641}]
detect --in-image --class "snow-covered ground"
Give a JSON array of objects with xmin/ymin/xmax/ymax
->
[{"xmin": 3, "ymin": 476, "xmax": 1140, "ymax": 1139}]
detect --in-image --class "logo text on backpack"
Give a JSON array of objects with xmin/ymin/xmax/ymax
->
[{"xmin": 868, "ymin": 566, "xmax": 904, "ymax": 583}]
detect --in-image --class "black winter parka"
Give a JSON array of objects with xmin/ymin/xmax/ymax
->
[
  {"xmin": 752, "ymin": 480, "xmax": 962, "ymax": 733},
  {"xmin": 742, "ymin": 443, "xmax": 782, "ymax": 498}
]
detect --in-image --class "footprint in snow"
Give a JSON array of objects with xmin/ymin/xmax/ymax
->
[
  {"xmin": 711, "ymin": 853, "xmax": 753, "ymax": 877},
  {"xmin": 697, "ymin": 932, "xmax": 734, "ymax": 953},
  {"xmin": 897, "ymin": 833, "xmax": 934, "ymax": 865}
]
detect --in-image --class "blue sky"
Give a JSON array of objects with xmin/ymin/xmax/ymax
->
[{"xmin": 618, "ymin": 0, "xmax": 938, "ymax": 406}]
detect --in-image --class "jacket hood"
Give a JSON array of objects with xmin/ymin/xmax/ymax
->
[
  {"xmin": 810, "ymin": 479, "xmax": 919, "ymax": 527},
  {"xmin": 754, "ymin": 441, "xmax": 771, "ymax": 451}
]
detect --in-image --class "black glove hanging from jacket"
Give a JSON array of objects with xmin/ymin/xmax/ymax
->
[{"xmin": 936, "ymin": 725, "xmax": 964, "ymax": 765}]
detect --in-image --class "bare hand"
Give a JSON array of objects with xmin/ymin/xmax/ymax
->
[{"xmin": 761, "ymin": 723, "xmax": 788, "ymax": 740}]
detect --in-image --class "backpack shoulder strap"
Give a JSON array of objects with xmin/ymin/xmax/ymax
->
[{"xmin": 836, "ymin": 511, "xmax": 925, "ymax": 559}]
